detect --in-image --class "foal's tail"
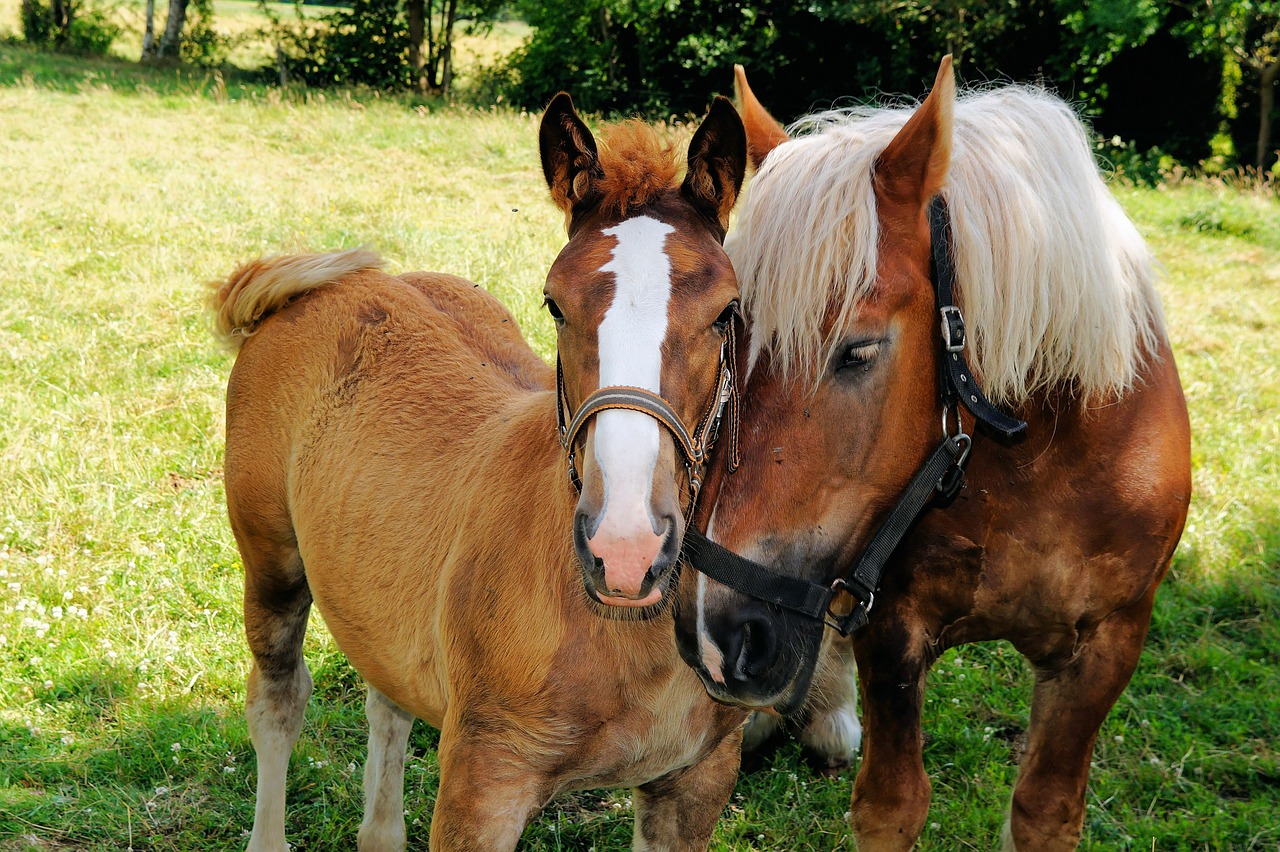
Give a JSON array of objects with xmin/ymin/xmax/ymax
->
[{"xmin": 208, "ymin": 248, "xmax": 384, "ymax": 351}]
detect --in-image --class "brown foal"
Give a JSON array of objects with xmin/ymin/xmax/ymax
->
[{"xmin": 211, "ymin": 95, "xmax": 750, "ymax": 850}]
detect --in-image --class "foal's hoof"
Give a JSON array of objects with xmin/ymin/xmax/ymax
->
[{"xmin": 800, "ymin": 746, "xmax": 854, "ymax": 778}]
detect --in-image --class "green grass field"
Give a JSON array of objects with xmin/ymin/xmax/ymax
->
[{"xmin": 1, "ymin": 40, "xmax": 1278, "ymax": 851}]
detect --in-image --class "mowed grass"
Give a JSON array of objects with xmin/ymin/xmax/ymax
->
[{"xmin": 1, "ymin": 43, "xmax": 1278, "ymax": 851}]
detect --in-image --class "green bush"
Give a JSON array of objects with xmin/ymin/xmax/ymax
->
[
  {"xmin": 20, "ymin": 0, "xmax": 120, "ymax": 55},
  {"xmin": 277, "ymin": 0, "xmax": 412, "ymax": 89}
]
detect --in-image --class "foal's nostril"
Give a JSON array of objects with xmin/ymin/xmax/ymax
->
[{"xmin": 732, "ymin": 618, "xmax": 779, "ymax": 681}]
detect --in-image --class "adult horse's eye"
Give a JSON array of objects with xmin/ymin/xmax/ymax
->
[
  {"xmin": 712, "ymin": 300, "xmax": 739, "ymax": 334},
  {"xmin": 543, "ymin": 296, "xmax": 565, "ymax": 324},
  {"xmin": 835, "ymin": 340, "xmax": 882, "ymax": 374}
]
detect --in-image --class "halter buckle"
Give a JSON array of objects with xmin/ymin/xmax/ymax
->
[
  {"xmin": 826, "ymin": 577, "xmax": 875, "ymax": 636},
  {"xmin": 939, "ymin": 305, "xmax": 966, "ymax": 353}
]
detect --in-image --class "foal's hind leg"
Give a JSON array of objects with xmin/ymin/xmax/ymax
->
[
  {"xmin": 632, "ymin": 727, "xmax": 742, "ymax": 851},
  {"xmin": 1003, "ymin": 590, "xmax": 1157, "ymax": 851},
  {"xmin": 798, "ymin": 634, "xmax": 861, "ymax": 772},
  {"xmin": 242, "ymin": 542, "xmax": 314, "ymax": 852},
  {"xmin": 357, "ymin": 686, "xmax": 415, "ymax": 851}
]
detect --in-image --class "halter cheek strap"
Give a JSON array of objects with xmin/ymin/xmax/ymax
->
[{"xmin": 557, "ymin": 320, "xmax": 740, "ymax": 515}]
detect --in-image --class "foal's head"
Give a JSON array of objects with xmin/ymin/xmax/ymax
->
[{"xmin": 539, "ymin": 95, "xmax": 746, "ymax": 612}]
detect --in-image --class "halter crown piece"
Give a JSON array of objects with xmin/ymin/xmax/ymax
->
[{"xmin": 557, "ymin": 318, "xmax": 741, "ymax": 521}]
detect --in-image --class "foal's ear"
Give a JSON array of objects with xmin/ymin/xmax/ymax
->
[
  {"xmin": 734, "ymin": 64, "xmax": 788, "ymax": 171},
  {"xmin": 875, "ymin": 55, "xmax": 955, "ymax": 206},
  {"xmin": 681, "ymin": 96, "xmax": 747, "ymax": 235},
  {"xmin": 540, "ymin": 92, "xmax": 603, "ymax": 215}
]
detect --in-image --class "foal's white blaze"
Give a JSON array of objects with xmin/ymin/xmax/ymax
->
[{"xmin": 589, "ymin": 215, "xmax": 675, "ymax": 602}]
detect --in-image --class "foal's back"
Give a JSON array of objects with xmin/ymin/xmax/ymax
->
[{"xmin": 223, "ymin": 259, "xmax": 555, "ymax": 714}]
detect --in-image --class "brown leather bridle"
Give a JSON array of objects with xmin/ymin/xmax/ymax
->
[{"xmin": 556, "ymin": 320, "xmax": 741, "ymax": 520}]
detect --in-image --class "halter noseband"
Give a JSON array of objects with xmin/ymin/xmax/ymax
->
[
  {"xmin": 681, "ymin": 196, "xmax": 1027, "ymax": 637},
  {"xmin": 557, "ymin": 319, "xmax": 741, "ymax": 517}
]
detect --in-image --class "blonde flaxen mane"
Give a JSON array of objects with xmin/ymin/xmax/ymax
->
[{"xmin": 727, "ymin": 85, "xmax": 1166, "ymax": 406}]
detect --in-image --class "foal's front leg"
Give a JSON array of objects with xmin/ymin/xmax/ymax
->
[
  {"xmin": 358, "ymin": 686, "xmax": 415, "ymax": 851},
  {"xmin": 632, "ymin": 727, "xmax": 742, "ymax": 851},
  {"xmin": 428, "ymin": 720, "xmax": 552, "ymax": 851}
]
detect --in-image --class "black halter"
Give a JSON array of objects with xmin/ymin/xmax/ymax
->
[{"xmin": 680, "ymin": 196, "xmax": 1027, "ymax": 637}]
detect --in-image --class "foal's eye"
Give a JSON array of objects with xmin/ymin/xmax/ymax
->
[
  {"xmin": 712, "ymin": 301, "xmax": 739, "ymax": 334},
  {"xmin": 835, "ymin": 341, "xmax": 882, "ymax": 374},
  {"xmin": 543, "ymin": 296, "xmax": 565, "ymax": 324}
]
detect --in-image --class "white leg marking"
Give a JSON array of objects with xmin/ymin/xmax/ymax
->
[
  {"xmin": 592, "ymin": 216, "xmax": 676, "ymax": 537},
  {"xmin": 357, "ymin": 686, "xmax": 414, "ymax": 851},
  {"xmin": 801, "ymin": 639, "xmax": 861, "ymax": 764},
  {"xmin": 800, "ymin": 702, "xmax": 862, "ymax": 763},
  {"xmin": 247, "ymin": 664, "xmax": 312, "ymax": 852},
  {"xmin": 741, "ymin": 711, "xmax": 783, "ymax": 754},
  {"xmin": 1000, "ymin": 810, "xmax": 1019, "ymax": 851}
]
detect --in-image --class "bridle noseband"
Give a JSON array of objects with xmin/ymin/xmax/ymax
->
[
  {"xmin": 681, "ymin": 196, "xmax": 1027, "ymax": 637},
  {"xmin": 557, "ymin": 319, "xmax": 741, "ymax": 520}
]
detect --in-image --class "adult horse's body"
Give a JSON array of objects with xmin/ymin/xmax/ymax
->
[
  {"xmin": 676, "ymin": 59, "xmax": 1191, "ymax": 850},
  {"xmin": 213, "ymin": 96, "xmax": 750, "ymax": 850}
]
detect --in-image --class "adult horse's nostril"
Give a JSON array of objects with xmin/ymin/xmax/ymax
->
[{"xmin": 732, "ymin": 618, "xmax": 780, "ymax": 681}]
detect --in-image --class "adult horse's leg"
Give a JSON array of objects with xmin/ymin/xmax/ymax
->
[
  {"xmin": 632, "ymin": 728, "xmax": 742, "ymax": 851},
  {"xmin": 242, "ymin": 539, "xmax": 313, "ymax": 852},
  {"xmin": 1002, "ymin": 588, "xmax": 1159, "ymax": 851},
  {"xmin": 849, "ymin": 635, "xmax": 931, "ymax": 852},
  {"xmin": 358, "ymin": 686, "xmax": 415, "ymax": 851}
]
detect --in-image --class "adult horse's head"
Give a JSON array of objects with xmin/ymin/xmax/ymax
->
[
  {"xmin": 674, "ymin": 59, "xmax": 960, "ymax": 708},
  {"xmin": 540, "ymin": 94, "xmax": 747, "ymax": 612}
]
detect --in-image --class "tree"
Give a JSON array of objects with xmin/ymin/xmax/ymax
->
[{"xmin": 1183, "ymin": 0, "xmax": 1280, "ymax": 169}]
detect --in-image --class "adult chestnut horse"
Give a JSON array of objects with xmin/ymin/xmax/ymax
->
[
  {"xmin": 211, "ymin": 95, "xmax": 749, "ymax": 850},
  {"xmin": 675, "ymin": 58, "xmax": 1191, "ymax": 850}
]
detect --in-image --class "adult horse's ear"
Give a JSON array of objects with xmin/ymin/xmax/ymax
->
[
  {"xmin": 682, "ymin": 96, "xmax": 747, "ymax": 235},
  {"xmin": 734, "ymin": 64, "xmax": 788, "ymax": 170},
  {"xmin": 540, "ymin": 92, "xmax": 603, "ymax": 215},
  {"xmin": 875, "ymin": 55, "xmax": 955, "ymax": 206}
]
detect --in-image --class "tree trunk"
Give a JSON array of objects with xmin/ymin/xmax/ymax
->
[
  {"xmin": 407, "ymin": 0, "xmax": 426, "ymax": 94},
  {"xmin": 1257, "ymin": 57, "xmax": 1280, "ymax": 171},
  {"xmin": 141, "ymin": 0, "xmax": 156, "ymax": 59},
  {"xmin": 425, "ymin": 0, "xmax": 438, "ymax": 91},
  {"xmin": 50, "ymin": 0, "xmax": 70, "ymax": 47},
  {"xmin": 156, "ymin": 0, "xmax": 189, "ymax": 59},
  {"xmin": 440, "ymin": 0, "xmax": 456, "ymax": 94}
]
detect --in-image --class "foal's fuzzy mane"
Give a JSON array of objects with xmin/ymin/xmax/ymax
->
[
  {"xmin": 594, "ymin": 120, "xmax": 683, "ymax": 216},
  {"xmin": 727, "ymin": 85, "xmax": 1166, "ymax": 406}
]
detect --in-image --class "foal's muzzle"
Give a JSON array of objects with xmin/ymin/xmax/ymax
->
[{"xmin": 574, "ymin": 509, "xmax": 682, "ymax": 608}]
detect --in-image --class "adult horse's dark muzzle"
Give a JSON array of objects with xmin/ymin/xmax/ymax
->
[{"xmin": 672, "ymin": 568, "xmax": 827, "ymax": 715}]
